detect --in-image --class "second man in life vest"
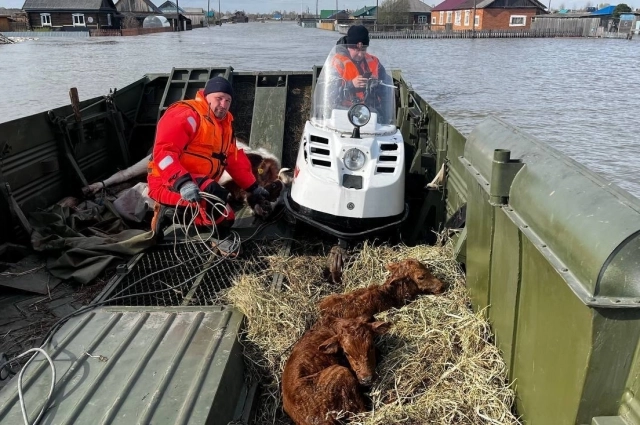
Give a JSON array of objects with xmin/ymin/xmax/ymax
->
[{"xmin": 330, "ymin": 25, "xmax": 391, "ymax": 117}]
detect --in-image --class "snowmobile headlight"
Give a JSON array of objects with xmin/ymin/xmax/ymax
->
[
  {"xmin": 348, "ymin": 104, "xmax": 371, "ymax": 128},
  {"xmin": 343, "ymin": 148, "xmax": 366, "ymax": 171}
]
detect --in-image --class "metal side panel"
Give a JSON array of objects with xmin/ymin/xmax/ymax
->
[
  {"xmin": 158, "ymin": 67, "xmax": 233, "ymax": 120},
  {"xmin": 249, "ymin": 77, "xmax": 289, "ymax": 163},
  {"xmin": 0, "ymin": 306, "xmax": 247, "ymax": 425}
]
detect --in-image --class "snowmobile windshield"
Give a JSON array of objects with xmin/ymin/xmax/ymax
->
[{"xmin": 311, "ymin": 44, "xmax": 397, "ymax": 135}]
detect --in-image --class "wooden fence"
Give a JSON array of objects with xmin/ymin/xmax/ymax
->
[
  {"xmin": 370, "ymin": 28, "xmax": 584, "ymax": 39},
  {"xmin": 9, "ymin": 22, "xmax": 29, "ymax": 32},
  {"xmin": 89, "ymin": 27, "xmax": 172, "ymax": 37},
  {"xmin": 531, "ymin": 16, "xmax": 601, "ymax": 37}
]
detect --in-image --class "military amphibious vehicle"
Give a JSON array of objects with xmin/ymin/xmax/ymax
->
[{"xmin": 0, "ymin": 56, "xmax": 639, "ymax": 425}]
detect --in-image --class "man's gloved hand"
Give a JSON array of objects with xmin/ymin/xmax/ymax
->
[
  {"xmin": 252, "ymin": 185, "xmax": 270, "ymax": 200},
  {"xmin": 247, "ymin": 184, "xmax": 271, "ymax": 217},
  {"xmin": 179, "ymin": 181, "xmax": 201, "ymax": 202}
]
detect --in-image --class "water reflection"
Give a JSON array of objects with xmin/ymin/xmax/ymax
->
[{"xmin": 1, "ymin": 23, "xmax": 638, "ymax": 195}]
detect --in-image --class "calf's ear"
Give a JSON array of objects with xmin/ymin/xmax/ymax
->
[
  {"xmin": 318, "ymin": 336, "xmax": 340, "ymax": 354},
  {"xmin": 370, "ymin": 321, "xmax": 392, "ymax": 335},
  {"xmin": 385, "ymin": 261, "xmax": 400, "ymax": 273}
]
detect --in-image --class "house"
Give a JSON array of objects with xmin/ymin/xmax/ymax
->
[
  {"xmin": 590, "ymin": 5, "xmax": 619, "ymax": 30},
  {"xmin": 158, "ymin": 1, "xmax": 205, "ymax": 27},
  {"xmin": 157, "ymin": 1, "xmax": 186, "ymax": 15},
  {"xmin": 0, "ymin": 7, "xmax": 28, "ymax": 29},
  {"xmin": 115, "ymin": 0, "xmax": 190, "ymax": 30},
  {"xmin": 22, "ymin": 0, "xmax": 121, "ymax": 30},
  {"xmin": 183, "ymin": 8, "xmax": 205, "ymax": 26},
  {"xmin": 431, "ymin": 0, "xmax": 547, "ymax": 30},
  {"xmin": 378, "ymin": 0, "xmax": 431, "ymax": 24},
  {"xmin": 405, "ymin": 0, "xmax": 432, "ymax": 24},
  {"xmin": 352, "ymin": 6, "xmax": 378, "ymax": 21},
  {"xmin": 0, "ymin": 15, "xmax": 11, "ymax": 32},
  {"xmin": 320, "ymin": 9, "xmax": 351, "ymax": 20},
  {"xmin": 231, "ymin": 11, "xmax": 248, "ymax": 23},
  {"xmin": 115, "ymin": 0, "xmax": 163, "ymax": 24}
]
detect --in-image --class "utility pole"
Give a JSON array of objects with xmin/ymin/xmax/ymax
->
[
  {"xmin": 218, "ymin": 0, "xmax": 221, "ymax": 26},
  {"xmin": 207, "ymin": 0, "xmax": 210, "ymax": 27},
  {"xmin": 316, "ymin": 0, "xmax": 318, "ymax": 18},
  {"xmin": 176, "ymin": 0, "xmax": 180, "ymax": 31},
  {"xmin": 376, "ymin": 0, "xmax": 378, "ymax": 31},
  {"xmin": 471, "ymin": 0, "xmax": 477, "ymax": 38}
]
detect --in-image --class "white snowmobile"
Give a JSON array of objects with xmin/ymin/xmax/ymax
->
[{"xmin": 284, "ymin": 45, "xmax": 408, "ymax": 281}]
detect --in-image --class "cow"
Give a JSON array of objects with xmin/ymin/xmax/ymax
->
[
  {"xmin": 318, "ymin": 259, "xmax": 445, "ymax": 320},
  {"xmin": 81, "ymin": 139, "xmax": 291, "ymax": 217},
  {"xmin": 218, "ymin": 141, "xmax": 292, "ymax": 205},
  {"xmin": 282, "ymin": 316, "xmax": 391, "ymax": 425}
]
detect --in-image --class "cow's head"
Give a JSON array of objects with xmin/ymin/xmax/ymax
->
[
  {"xmin": 385, "ymin": 259, "xmax": 445, "ymax": 294},
  {"xmin": 318, "ymin": 316, "xmax": 391, "ymax": 386}
]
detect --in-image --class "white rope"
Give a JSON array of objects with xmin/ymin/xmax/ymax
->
[
  {"xmin": 170, "ymin": 191, "xmax": 242, "ymax": 262},
  {"xmin": 13, "ymin": 348, "xmax": 56, "ymax": 425}
]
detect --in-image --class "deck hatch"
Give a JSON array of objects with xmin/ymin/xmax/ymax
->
[{"xmin": 0, "ymin": 307, "xmax": 247, "ymax": 425}]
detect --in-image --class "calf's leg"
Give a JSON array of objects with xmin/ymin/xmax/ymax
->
[{"xmin": 312, "ymin": 365, "xmax": 366, "ymax": 424}]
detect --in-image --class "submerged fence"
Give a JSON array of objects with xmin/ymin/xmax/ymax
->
[
  {"xmin": 90, "ymin": 27, "xmax": 172, "ymax": 37},
  {"xmin": 370, "ymin": 28, "xmax": 583, "ymax": 39},
  {"xmin": 0, "ymin": 30, "xmax": 89, "ymax": 38}
]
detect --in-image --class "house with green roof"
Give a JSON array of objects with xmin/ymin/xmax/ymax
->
[
  {"xmin": 320, "ymin": 9, "xmax": 350, "ymax": 20},
  {"xmin": 352, "ymin": 5, "xmax": 378, "ymax": 20}
]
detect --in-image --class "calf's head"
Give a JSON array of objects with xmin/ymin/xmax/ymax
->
[
  {"xmin": 246, "ymin": 153, "xmax": 281, "ymax": 188},
  {"xmin": 386, "ymin": 259, "xmax": 445, "ymax": 294},
  {"xmin": 318, "ymin": 316, "xmax": 391, "ymax": 386}
]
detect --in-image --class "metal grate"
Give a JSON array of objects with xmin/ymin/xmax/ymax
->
[
  {"xmin": 192, "ymin": 242, "xmax": 281, "ymax": 306},
  {"xmin": 102, "ymin": 239, "xmax": 287, "ymax": 307}
]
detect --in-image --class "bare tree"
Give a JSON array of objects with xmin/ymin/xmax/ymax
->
[
  {"xmin": 377, "ymin": 0, "xmax": 410, "ymax": 24},
  {"xmin": 122, "ymin": 15, "xmax": 140, "ymax": 29}
]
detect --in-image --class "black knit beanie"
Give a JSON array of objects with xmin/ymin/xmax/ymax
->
[
  {"xmin": 346, "ymin": 25, "xmax": 369, "ymax": 46},
  {"xmin": 204, "ymin": 76, "xmax": 234, "ymax": 98}
]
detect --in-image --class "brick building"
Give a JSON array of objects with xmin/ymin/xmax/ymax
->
[{"xmin": 431, "ymin": 0, "xmax": 547, "ymax": 31}]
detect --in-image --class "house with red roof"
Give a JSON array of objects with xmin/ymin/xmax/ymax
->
[{"xmin": 430, "ymin": 0, "xmax": 547, "ymax": 30}]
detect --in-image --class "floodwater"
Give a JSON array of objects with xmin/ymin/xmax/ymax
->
[{"xmin": 1, "ymin": 22, "xmax": 639, "ymax": 196}]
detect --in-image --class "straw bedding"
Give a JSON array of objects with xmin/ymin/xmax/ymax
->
[{"xmin": 224, "ymin": 240, "xmax": 521, "ymax": 425}]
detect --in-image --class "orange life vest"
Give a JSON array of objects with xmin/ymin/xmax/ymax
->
[
  {"xmin": 148, "ymin": 93, "xmax": 233, "ymax": 181},
  {"xmin": 332, "ymin": 52, "xmax": 381, "ymax": 104}
]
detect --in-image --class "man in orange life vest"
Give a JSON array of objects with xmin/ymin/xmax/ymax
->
[
  {"xmin": 147, "ymin": 76, "xmax": 270, "ymax": 238},
  {"xmin": 331, "ymin": 25, "xmax": 391, "ymax": 117}
]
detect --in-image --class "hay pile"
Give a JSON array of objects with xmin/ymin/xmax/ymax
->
[{"xmin": 224, "ymin": 240, "xmax": 521, "ymax": 425}]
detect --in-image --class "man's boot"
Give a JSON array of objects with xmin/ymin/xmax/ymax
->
[{"xmin": 151, "ymin": 203, "xmax": 176, "ymax": 241}]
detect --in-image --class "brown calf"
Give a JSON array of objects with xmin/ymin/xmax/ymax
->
[
  {"xmin": 282, "ymin": 316, "xmax": 391, "ymax": 425},
  {"xmin": 318, "ymin": 259, "xmax": 445, "ymax": 319},
  {"xmin": 218, "ymin": 140, "xmax": 292, "ymax": 205}
]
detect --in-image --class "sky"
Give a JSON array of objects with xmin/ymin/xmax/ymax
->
[{"xmin": 1, "ymin": 0, "xmax": 639, "ymax": 12}]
